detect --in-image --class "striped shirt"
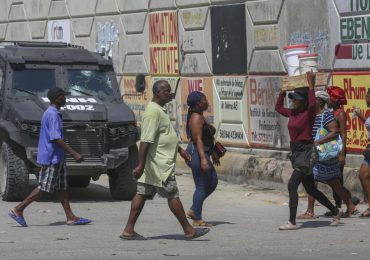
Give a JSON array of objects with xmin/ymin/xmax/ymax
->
[{"xmin": 312, "ymin": 110, "xmax": 335, "ymax": 140}]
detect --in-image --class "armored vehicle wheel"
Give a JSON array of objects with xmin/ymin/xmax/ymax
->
[
  {"xmin": 108, "ymin": 145, "xmax": 138, "ymax": 200},
  {"xmin": 67, "ymin": 176, "xmax": 91, "ymax": 188},
  {"xmin": 0, "ymin": 142, "xmax": 29, "ymax": 201}
]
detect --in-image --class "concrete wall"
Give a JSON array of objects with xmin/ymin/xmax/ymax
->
[{"xmin": 1, "ymin": 0, "xmax": 370, "ymax": 167}]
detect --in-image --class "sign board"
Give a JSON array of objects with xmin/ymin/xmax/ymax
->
[
  {"xmin": 248, "ymin": 76, "xmax": 289, "ymax": 148},
  {"xmin": 179, "ymin": 77, "xmax": 214, "ymax": 141},
  {"xmin": 149, "ymin": 11, "xmax": 179, "ymax": 75},
  {"xmin": 334, "ymin": 43, "xmax": 370, "ymax": 69},
  {"xmin": 47, "ymin": 20, "xmax": 71, "ymax": 43},
  {"xmin": 332, "ymin": 72, "xmax": 370, "ymax": 152},
  {"xmin": 120, "ymin": 76, "xmax": 152, "ymax": 127}
]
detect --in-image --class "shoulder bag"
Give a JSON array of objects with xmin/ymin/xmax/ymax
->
[{"xmin": 315, "ymin": 113, "xmax": 343, "ymax": 162}]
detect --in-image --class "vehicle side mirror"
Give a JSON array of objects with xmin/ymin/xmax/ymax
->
[{"xmin": 135, "ymin": 74, "xmax": 145, "ymax": 93}]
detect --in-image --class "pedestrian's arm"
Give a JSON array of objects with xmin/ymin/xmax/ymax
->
[
  {"xmin": 132, "ymin": 142, "xmax": 150, "ymax": 179},
  {"xmin": 337, "ymin": 111, "xmax": 347, "ymax": 165},
  {"xmin": 314, "ymin": 120, "xmax": 338, "ymax": 146},
  {"xmin": 54, "ymin": 139, "xmax": 83, "ymax": 162},
  {"xmin": 275, "ymin": 91, "xmax": 290, "ymax": 117},
  {"xmin": 355, "ymin": 109, "xmax": 367, "ymax": 122},
  {"xmin": 178, "ymin": 146, "xmax": 191, "ymax": 162}
]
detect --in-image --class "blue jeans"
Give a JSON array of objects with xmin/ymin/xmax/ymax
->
[{"xmin": 186, "ymin": 143, "xmax": 218, "ymax": 220}]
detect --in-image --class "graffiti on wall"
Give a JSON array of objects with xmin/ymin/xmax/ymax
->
[
  {"xmin": 96, "ymin": 21, "xmax": 120, "ymax": 71},
  {"xmin": 289, "ymin": 30, "xmax": 329, "ymax": 65},
  {"xmin": 332, "ymin": 72, "xmax": 370, "ymax": 152},
  {"xmin": 210, "ymin": 5, "xmax": 247, "ymax": 74},
  {"xmin": 179, "ymin": 77, "xmax": 214, "ymax": 141},
  {"xmin": 149, "ymin": 11, "xmax": 179, "ymax": 75}
]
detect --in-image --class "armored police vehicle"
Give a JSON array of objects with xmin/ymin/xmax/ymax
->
[{"xmin": 0, "ymin": 42, "xmax": 141, "ymax": 201}]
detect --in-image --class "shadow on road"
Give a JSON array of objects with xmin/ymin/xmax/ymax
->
[
  {"xmin": 148, "ymin": 233, "xmax": 210, "ymax": 241},
  {"xmin": 298, "ymin": 220, "xmax": 342, "ymax": 228},
  {"xmin": 207, "ymin": 221, "xmax": 236, "ymax": 226}
]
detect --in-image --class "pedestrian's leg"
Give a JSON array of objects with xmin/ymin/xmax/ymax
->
[
  {"xmin": 332, "ymin": 165, "xmax": 344, "ymax": 208},
  {"xmin": 191, "ymin": 164, "xmax": 207, "ymax": 221},
  {"xmin": 12, "ymin": 187, "xmax": 43, "ymax": 216},
  {"xmin": 58, "ymin": 190, "xmax": 79, "ymax": 223},
  {"xmin": 327, "ymin": 179, "xmax": 354, "ymax": 214},
  {"xmin": 122, "ymin": 194, "xmax": 146, "ymax": 236},
  {"xmin": 167, "ymin": 197, "xmax": 199, "ymax": 238},
  {"xmin": 205, "ymin": 167, "xmax": 218, "ymax": 198},
  {"xmin": 359, "ymin": 164, "xmax": 370, "ymax": 216},
  {"xmin": 302, "ymin": 174, "xmax": 338, "ymax": 215},
  {"xmin": 287, "ymin": 170, "xmax": 304, "ymax": 225}
]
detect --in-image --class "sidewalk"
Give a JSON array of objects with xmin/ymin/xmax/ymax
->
[{"xmin": 176, "ymin": 147, "xmax": 364, "ymax": 198}]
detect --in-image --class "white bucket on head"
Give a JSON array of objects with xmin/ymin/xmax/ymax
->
[
  {"xmin": 283, "ymin": 44, "xmax": 309, "ymax": 76},
  {"xmin": 298, "ymin": 53, "xmax": 318, "ymax": 74}
]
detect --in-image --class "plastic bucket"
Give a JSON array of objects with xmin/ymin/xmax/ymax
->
[
  {"xmin": 298, "ymin": 53, "xmax": 318, "ymax": 74},
  {"xmin": 283, "ymin": 44, "xmax": 309, "ymax": 76}
]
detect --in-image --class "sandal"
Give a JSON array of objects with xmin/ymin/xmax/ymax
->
[
  {"xmin": 342, "ymin": 209, "xmax": 359, "ymax": 218},
  {"xmin": 297, "ymin": 211, "xmax": 318, "ymax": 220},
  {"xmin": 359, "ymin": 208, "xmax": 370, "ymax": 218},
  {"xmin": 192, "ymin": 220, "xmax": 212, "ymax": 227}
]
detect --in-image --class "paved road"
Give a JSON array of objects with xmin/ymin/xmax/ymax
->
[{"xmin": 0, "ymin": 173, "xmax": 369, "ymax": 260}]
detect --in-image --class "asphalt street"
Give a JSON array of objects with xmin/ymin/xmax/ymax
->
[{"xmin": 0, "ymin": 172, "xmax": 369, "ymax": 260}]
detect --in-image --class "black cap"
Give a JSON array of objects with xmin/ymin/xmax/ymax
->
[
  {"xmin": 288, "ymin": 91, "xmax": 308, "ymax": 100},
  {"xmin": 47, "ymin": 88, "xmax": 70, "ymax": 103}
]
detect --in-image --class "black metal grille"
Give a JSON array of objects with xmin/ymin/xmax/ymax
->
[{"xmin": 64, "ymin": 128, "xmax": 104, "ymax": 164}]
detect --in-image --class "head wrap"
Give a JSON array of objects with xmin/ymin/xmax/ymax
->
[
  {"xmin": 327, "ymin": 86, "xmax": 347, "ymax": 105},
  {"xmin": 315, "ymin": 90, "xmax": 330, "ymax": 103},
  {"xmin": 186, "ymin": 91, "xmax": 205, "ymax": 139}
]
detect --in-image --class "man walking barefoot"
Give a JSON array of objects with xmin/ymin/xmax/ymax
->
[
  {"xmin": 9, "ymin": 88, "xmax": 91, "ymax": 227},
  {"xmin": 121, "ymin": 80, "xmax": 209, "ymax": 240}
]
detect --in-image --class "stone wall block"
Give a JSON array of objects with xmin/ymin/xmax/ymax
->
[
  {"xmin": 247, "ymin": 0, "xmax": 283, "ymax": 24},
  {"xmin": 71, "ymin": 17, "xmax": 94, "ymax": 37},
  {"xmin": 149, "ymin": 0, "xmax": 177, "ymax": 11},
  {"xmin": 49, "ymin": 0, "xmax": 70, "ymax": 19},
  {"xmin": 176, "ymin": 0, "xmax": 210, "ymax": 8},
  {"xmin": 29, "ymin": 20, "xmax": 47, "ymax": 39},
  {"xmin": 117, "ymin": 0, "xmax": 149, "ymax": 13},
  {"xmin": 179, "ymin": 7, "xmax": 208, "ymax": 30},
  {"xmin": 0, "ymin": 24, "xmax": 8, "ymax": 40},
  {"xmin": 0, "ymin": 0, "xmax": 11, "ymax": 22},
  {"xmin": 24, "ymin": 0, "xmax": 51, "ymax": 20},
  {"xmin": 122, "ymin": 55, "xmax": 149, "ymax": 75},
  {"xmin": 6, "ymin": 22, "xmax": 31, "ymax": 40},
  {"xmin": 66, "ymin": 0, "xmax": 96, "ymax": 17},
  {"xmin": 95, "ymin": 0, "xmax": 119, "ymax": 15},
  {"xmin": 121, "ymin": 12, "xmax": 147, "ymax": 34},
  {"xmin": 248, "ymin": 49, "xmax": 286, "ymax": 73},
  {"xmin": 9, "ymin": 3, "xmax": 26, "ymax": 22}
]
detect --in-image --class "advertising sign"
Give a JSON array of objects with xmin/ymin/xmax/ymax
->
[
  {"xmin": 149, "ymin": 11, "xmax": 179, "ymax": 75},
  {"xmin": 179, "ymin": 77, "xmax": 214, "ymax": 141},
  {"xmin": 248, "ymin": 76, "xmax": 288, "ymax": 148},
  {"xmin": 332, "ymin": 72, "xmax": 370, "ymax": 152},
  {"xmin": 120, "ymin": 76, "xmax": 152, "ymax": 127},
  {"xmin": 47, "ymin": 20, "xmax": 71, "ymax": 43}
]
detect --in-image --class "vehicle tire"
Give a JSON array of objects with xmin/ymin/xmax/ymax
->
[
  {"xmin": 0, "ymin": 142, "xmax": 29, "ymax": 201},
  {"xmin": 108, "ymin": 145, "xmax": 138, "ymax": 200},
  {"xmin": 67, "ymin": 176, "xmax": 91, "ymax": 188}
]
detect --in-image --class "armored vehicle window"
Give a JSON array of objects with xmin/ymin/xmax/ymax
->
[
  {"xmin": 12, "ymin": 69, "xmax": 56, "ymax": 96},
  {"xmin": 67, "ymin": 70, "xmax": 113, "ymax": 99}
]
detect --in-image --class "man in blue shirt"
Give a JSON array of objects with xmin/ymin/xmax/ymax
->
[{"xmin": 9, "ymin": 88, "xmax": 91, "ymax": 227}]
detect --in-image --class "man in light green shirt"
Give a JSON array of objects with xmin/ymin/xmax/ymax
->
[{"xmin": 121, "ymin": 80, "xmax": 210, "ymax": 240}]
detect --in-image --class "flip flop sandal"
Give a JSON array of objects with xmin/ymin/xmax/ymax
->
[
  {"xmin": 8, "ymin": 210, "xmax": 27, "ymax": 227},
  {"xmin": 359, "ymin": 208, "xmax": 370, "ymax": 218},
  {"xmin": 297, "ymin": 212, "xmax": 318, "ymax": 219},
  {"xmin": 342, "ymin": 209, "xmax": 360, "ymax": 218},
  {"xmin": 192, "ymin": 220, "xmax": 212, "ymax": 227},
  {"xmin": 67, "ymin": 217, "xmax": 92, "ymax": 225},
  {"xmin": 186, "ymin": 210, "xmax": 195, "ymax": 220},
  {"xmin": 120, "ymin": 232, "xmax": 147, "ymax": 240},
  {"xmin": 186, "ymin": 228, "xmax": 210, "ymax": 240}
]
